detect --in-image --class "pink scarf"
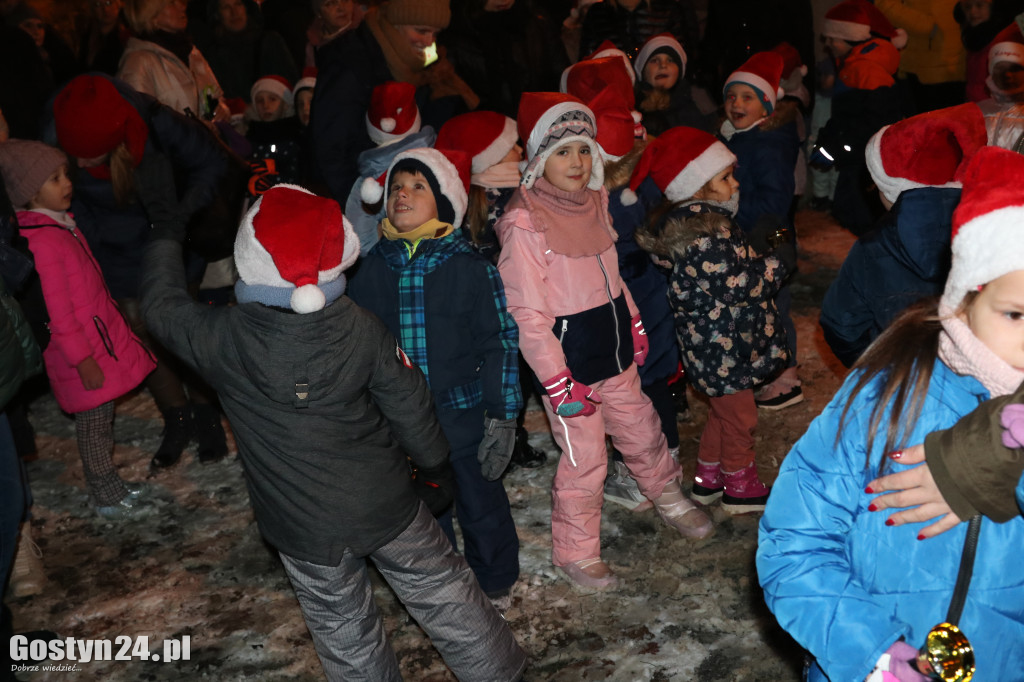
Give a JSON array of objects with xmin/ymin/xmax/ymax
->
[
  {"xmin": 939, "ymin": 303, "xmax": 1024, "ymax": 398},
  {"xmin": 506, "ymin": 177, "xmax": 616, "ymax": 257}
]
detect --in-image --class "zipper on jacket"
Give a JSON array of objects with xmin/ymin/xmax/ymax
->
[
  {"xmin": 596, "ymin": 256, "xmax": 623, "ymax": 373},
  {"xmin": 93, "ymin": 316, "xmax": 118, "ymax": 360},
  {"xmin": 558, "ymin": 319, "xmax": 568, "ymax": 344}
]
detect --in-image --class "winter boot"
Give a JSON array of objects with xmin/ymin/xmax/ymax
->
[
  {"xmin": 10, "ymin": 524, "xmax": 46, "ymax": 597},
  {"xmin": 755, "ymin": 367, "xmax": 803, "ymax": 410},
  {"xmin": 721, "ymin": 463, "xmax": 771, "ymax": 514},
  {"xmin": 603, "ymin": 460, "xmax": 653, "ymax": 512},
  {"xmin": 150, "ymin": 405, "xmax": 193, "ymax": 468},
  {"xmin": 507, "ymin": 426, "xmax": 546, "ymax": 472},
  {"xmin": 653, "ymin": 479, "xmax": 713, "ymax": 539},
  {"xmin": 691, "ymin": 459, "xmax": 725, "ymax": 505},
  {"xmin": 556, "ymin": 558, "xmax": 619, "ymax": 592},
  {"xmin": 193, "ymin": 403, "xmax": 228, "ymax": 464}
]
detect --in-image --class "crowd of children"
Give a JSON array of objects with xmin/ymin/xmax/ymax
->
[{"xmin": 4, "ymin": 0, "xmax": 1024, "ymax": 679}]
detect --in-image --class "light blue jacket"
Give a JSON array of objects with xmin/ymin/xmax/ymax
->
[{"xmin": 758, "ymin": 360, "xmax": 1024, "ymax": 681}]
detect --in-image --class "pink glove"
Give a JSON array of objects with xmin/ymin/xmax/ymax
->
[
  {"xmin": 1001, "ymin": 403, "xmax": 1024, "ymax": 449},
  {"xmin": 631, "ymin": 314, "xmax": 649, "ymax": 367},
  {"xmin": 542, "ymin": 369, "xmax": 601, "ymax": 417},
  {"xmin": 865, "ymin": 641, "xmax": 930, "ymax": 682}
]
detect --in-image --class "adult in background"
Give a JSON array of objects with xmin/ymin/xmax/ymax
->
[
  {"xmin": 441, "ymin": 0, "xmax": 568, "ymax": 118},
  {"xmin": 77, "ymin": 0, "xmax": 131, "ymax": 75},
  {"xmin": 195, "ymin": 0, "xmax": 299, "ymax": 105},
  {"xmin": 954, "ymin": 0, "xmax": 1024, "ymax": 102},
  {"xmin": 311, "ymin": 0, "xmax": 479, "ymax": 205},
  {"xmin": 305, "ymin": 0, "xmax": 364, "ymax": 68}
]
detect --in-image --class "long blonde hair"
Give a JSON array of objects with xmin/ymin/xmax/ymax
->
[{"xmin": 109, "ymin": 142, "xmax": 138, "ymax": 206}]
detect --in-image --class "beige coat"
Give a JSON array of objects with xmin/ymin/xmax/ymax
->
[{"xmin": 118, "ymin": 37, "xmax": 224, "ymax": 119}]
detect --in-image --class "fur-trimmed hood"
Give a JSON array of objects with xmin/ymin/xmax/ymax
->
[
  {"xmin": 636, "ymin": 204, "xmax": 733, "ymax": 259},
  {"xmin": 604, "ymin": 138, "xmax": 648, "ymax": 191},
  {"xmin": 758, "ymin": 99, "xmax": 800, "ymax": 133}
]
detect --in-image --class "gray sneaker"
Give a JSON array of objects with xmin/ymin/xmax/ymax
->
[{"xmin": 603, "ymin": 461, "xmax": 653, "ymax": 512}]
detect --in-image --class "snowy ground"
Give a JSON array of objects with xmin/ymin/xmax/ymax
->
[{"xmin": 8, "ymin": 209, "xmax": 856, "ymax": 681}]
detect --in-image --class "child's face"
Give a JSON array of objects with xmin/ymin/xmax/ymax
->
[
  {"xmin": 296, "ymin": 90, "xmax": 313, "ymax": 126},
  {"xmin": 992, "ymin": 61, "xmax": 1024, "ymax": 93},
  {"xmin": 28, "ymin": 164, "xmax": 73, "ymax": 212},
  {"xmin": 255, "ymin": 92, "xmax": 284, "ymax": 121},
  {"xmin": 725, "ymin": 84, "xmax": 767, "ymax": 129},
  {"xmin": 960, "ymin": 269, "xmax": 1024, "ymax": 371},
  {"xmin": 18, "ymin": 18, "xmax": 45, "ymax": 47},
  {"xmin": 962, "ymin": 0, "xmax": 992, "ymax": 26},
  {"xmin": 319, "ymin": 0, "xmax": 354, "ymax": 32},
  {"xmin": 643, "ymin": 53, "xmax": 680, "ymax": 91},
  {"xmin": 693, "ymin": 165, "xmax": 739, "ymax": 203},
  {"xmin": 824, "ymin": 36, "xmax": 853, "ymax": 60},
  {"xmin": 387, "ymin": 170, "xmax": 438, "ymax": 232},
  {"xmin": 542, "ymin": 141, "xmax": 592, "ymax": 192}
]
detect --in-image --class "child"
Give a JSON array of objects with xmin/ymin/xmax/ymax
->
[
  {"xmin": 293, "ymin": 68, "xmax": 316, "ymax": 129},
  {"xmin": 630, "ymin": 127, "xmax": 792, "ymax": 513},
  {"xmin": 978, "ymin": 22, "xmax": 1024, "ymax": 150},
  {"xmin": 347, "ymin": 81, "xmax": 436, "ymax": 255},
  {"xmin": 349, "ymin": 147, "xmax": 523, "ymax": 606},
  {"xmin": 496, "ymin": 93, "xmax": 712, "ymax": 591},
  {"xmin": 634, "ymin": 33, "xmax": 714, "ymax": 137},
  {"xmin": 140, "ymin": 183, "xmax": 527, "ymax": 680},
  {"xmin": 720, "ymin": 51, "xmax": 803, "ymax": 410},
  {"xmin": 246, "ymin": 74, "xmax": 305, "ymax": 187},
  {"xmin": 757, "ymin": 145, "xmax": 1024, "ymax": 682},
  {"xmin": 0, "ymin": 140, "xmax": 156, "ymax": 519},
  {"xmin": 821, "ymin": 104, "xmax": 988, "ymax": 368}
]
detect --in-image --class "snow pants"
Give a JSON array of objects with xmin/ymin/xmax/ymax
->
[
  {"xmin": 280, "ymin": 502, "xmax": 527, "ymax": 682},
  {"xmin": 545, "ymin": 364, "xmax": 682, "ymax": 566},
  {"xmin": 697, "ymin": 390, "xmax": 757, "ymax": 472}
]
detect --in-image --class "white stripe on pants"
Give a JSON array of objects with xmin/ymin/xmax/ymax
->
[{"xmin": 279, "ymin": 502, "xmax": 527, "ymax": 682}]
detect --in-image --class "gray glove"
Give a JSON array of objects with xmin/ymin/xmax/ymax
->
[{"xmin": 478, "ymin": 417, "xmax": 517, "ymax": 481}]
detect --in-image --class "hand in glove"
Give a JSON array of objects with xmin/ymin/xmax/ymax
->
[
  {"xmin": 477, "ymin": 416, "xmax": 516, "ymax": 480},
  {"xmin": 543, "ymin": 369, "xmax": 601, "ymax": 418},
  {"xmin": 134, "ymin": 153, "xmax": 187, "ymax": 243},
  {"xmin": 864, "ymin": 641, "xmax": 930, "ymax": 682},
  {"xmin": 411, "ymin": 460, "xmax": 457, "ymax": 516},
  {"xmin": 631, "ymin": 314, "xmax": 649, "ymax": 366}
]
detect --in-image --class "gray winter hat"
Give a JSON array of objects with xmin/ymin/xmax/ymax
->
[{"xmin": 0, "ymin": 140, "xmax": 68, "ymax": 209}]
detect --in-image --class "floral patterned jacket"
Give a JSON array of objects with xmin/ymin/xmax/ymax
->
[{"xmin": 638, "ymin": 203, "xmax": 789, "ymax": 396}]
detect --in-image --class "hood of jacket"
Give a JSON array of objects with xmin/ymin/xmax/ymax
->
[{"xmin": 636, "ymin": 204, "xmax": 732, "ymax": 259}]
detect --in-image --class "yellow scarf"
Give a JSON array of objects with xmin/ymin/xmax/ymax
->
[{"xmin": 381, "ymin": 218, "xmax": 454, "ymax": 256}]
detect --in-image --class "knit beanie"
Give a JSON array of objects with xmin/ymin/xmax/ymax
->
[
  {"xmin": 624, "ymin": 127, "xmax": 736, "ymax": 204},
  {"xmin": 865, "ymin": 103, "xmax": 987, "ymax": 205},
  {"xmin": 517, "ymin": 92, "xmax": 603, "ymax": 191},
  {"xmin": 251, "ymin": 75, "xmax": 294, "ymax": 107},
  {"xmin": 234, "ymin": 184, "xmax": 359, "ymax": 313},
  {"xmin": 723, "ymin": 51, "xmax": 785, "ymax": 116},
  {"xmin": 0, "ymin": 140, "xmax": 68, "ymax": 209},
  {"xmin": 942, "ymin": 146, "xmax": 1024, "ymax": 311},
  {"xmin": 382, "ymin": 0, "xmax": 450, "ymax": 29},
  {"xmin": 435, "ymin": 111, "xmax": 518, "ymax": 175},
  {"xmin": 383, "ymin": 147, "xmax": 470, "ymax": 227},
  {"xmin": 53, "ymin": 75, "xmax": 149, "ymax": 166},
  {"xmin": 635, "ymin": 34, "xmax": 687, "ymax": 81}
]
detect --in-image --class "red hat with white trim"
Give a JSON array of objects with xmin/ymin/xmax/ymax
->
[
  {"xmin": 822, "ymin": 0, "xmax": 907, "ymax": 49},
  {"xmin": 293, "ymin": 66, "xmax": 317, "ymax": 96},
  {"xmin": 771, "ymin": 42, "xmax": 808, "ymax": 94},
  {"xmin": 565, "ymin": 56, "xmax": 636, "ymax": 110},
  {"xmin": 559, "ymin": 40, "xmax": 635, "ymax": 92},
  {"xmin": 435, "ymin": 111, "xmax": 519, "ymax": 175},
  {"xmin": 865, "ymin": 103, "xmax": 987, "ymax": 206},
  {"xmin": 250, "ymin": 75, "xmax": 294, "ymax": 107},
  {"xmin": 517, "ymin": 91, "xmax": 603, "ymax": 190},
  {"xmin": 723, "ymin": 51, "xmax": 785, "ymax": 115},
  {"xmin": 624, "ymin": 126, "xmax": 736, "ymax": 204},
  {"xmin": 634, "ymin": 33, "xmax": 687, "ymax": 81},
  {"xmin": 234, "ymin": 184, "xmax": 359, "ymax": 314},
  {"xmin": 942, "ymin": 146, "xmax": 1024, "ymax": 310},
  {"xmin": 987, "ymin": 20, "xmax": 1024, "ymax": 95},
  {"xmin": 365, "ymin": 81, "xmax": 422, "ymax": 146},
  {"xmin": 383, "ymin": 147, "xmax": 471, "ymax": 227}
]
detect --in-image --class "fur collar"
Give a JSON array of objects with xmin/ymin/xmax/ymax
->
[
  {"xmin": 603, "ymin": 138, "xmax": 648, "ymax": 190},
  {"xmin": 635, "ymin": 204, "xmax": 733, "ymax": 258}
]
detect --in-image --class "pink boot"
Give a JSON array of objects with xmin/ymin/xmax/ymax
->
[
  {"xmin": 691, "ymin": 459, "xmax": 724, "ymax": 505},
  {"xmin": 654, "ymin": 480, "xmax": 713, "ymax": 539},
  {"xmin": 721, "ymin": 463, "xmax": 771, "ymax": 514},
  {"xmin": 556, "ymin": 558, "xmax": 619, "ymax": 591}
]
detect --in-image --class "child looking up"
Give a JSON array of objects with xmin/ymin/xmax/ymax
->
[
  {"xmin": 634, "ymin": 33, "xmax": 714, "ymax": 137},
  {"xmin": 349, "ymin": 147, "xmax": 523, "ymax": 607},
  {"xmin": 497, "ymin": 93, "xmax": 712, "ymax": 592},
  {"xmin": 0, "ymin": 140, "xmax": 156, "ymax": 519},
  {"xmin": 631, "ymin": 127, "xmax": 793, "ymax": 513},
  {"xmin": 758, "ymin": 145, "xmax": 1024, "ymax": 682}
]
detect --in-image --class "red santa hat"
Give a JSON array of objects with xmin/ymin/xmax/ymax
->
[
  {"xmin": 435, "ymin": 111, "xmax": 519, "ymax": 175},
  {"xmin": 771, "ymin": 42, "xmax": 808, "ymax": 94},
  {"xmin": 293, "ymin": 66, "xmax": 317, "ymax": 96},
  {"xmin": 250, "ymin": 75, "xmax": 294, "ymax": 107},
  {"xmin": 866, "ymin": 103, "xmax": 988, "ymax": 206},
  {"xmin": 559, "ymin": 40, "xmax": 635, "ymax": 92},
  {"xmin": 517, "ymin": 91, "xmax": 603, "ymax": 190},
  {"xmin": 624, "ymin": 126, "xmax": 736, "ymax": 205},
  {"xmin": 723, "ymin": 51, "xmax": 786, "ymax": 115},
  {"xmin": 565, "ymin": 56, "xmax": 637, "ymax": 110},
  {"xmin": 823, "ymin": 0, "xmax": 907, "ymax": 49},
  {"xmin": 634, "ymin": 33, "xmax": 687, "ymax": 81},
  {"xmin": 382, "ymin": 147, "xmax": 471, "ymax": 227},
  {"xmin": 942, "ymin": 146, "xmax": 1024, "ymax": 310},
  {"xmin": 988, "ymin": 21, "xmax": 1024, "ymax": 89},
  {"xmin": 365, "ymin": 81, "xmax": 422, "ymax": 146},
  {"xmin": 234, "ymin": 185, "xmax": 359, "ymax": 314}
]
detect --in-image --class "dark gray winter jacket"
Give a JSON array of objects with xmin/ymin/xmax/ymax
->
[{"xmin": 140, "ymin": 239, "xmax": 449, "ymax": 564}]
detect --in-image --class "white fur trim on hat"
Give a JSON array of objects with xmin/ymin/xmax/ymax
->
[
  {"xmin": 366, "ymin": 108, "xmax": 422, "ymax": 147},
  {"xmin": 251, "ymin": 76, "xmax": 294, "ymax": 107},
  {"xmin": 941, "ymin": 206, "xmax": 1024, "ymax": 310},
  {"xmin": 663, "ymin": 142, "xmax": 736, "ymax": 203},
  {"xmin": 822, "ymin": 17, "xmax": 872, "ymax": 43},
  {"xmin": 989, "ymin": 41, "xmax": 1024, "ymax": 74},
  {"xmin": 471, "ymin": 116, "xmax": 518, "ymax": 174},
  {"xmin": 725, "ymin": 70, "xmax": 782, "ymax": 114},
  {"xmin": 634, "ymin": 35, "xmax": 687, "ymax": 81},
  {"xmin": 864, "ymin": 125, "xmax": 959, "ymax": 205},
  {"xmin": 521, "ymin": 101, "xmax": 603, "ymax": 190},
  {"xmin": 293, "ymin": 76, "xmax": 316, "ymax": 96},
  {"xmin": 386, "ymin": 147, "xmax": 469, "ymax": 227}
]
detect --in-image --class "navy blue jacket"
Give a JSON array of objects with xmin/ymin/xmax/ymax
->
[
  {"xmin": 820, "ymin": 187, "xmax": 960, "ymax": 368},
  {"xmin": 721, "ymin": 111, "xmax": 800, "ymax": 233}
]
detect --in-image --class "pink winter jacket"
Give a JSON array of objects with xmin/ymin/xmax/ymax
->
[
  {"xmin": 18, "ymin": 210, "xmax": 155, "ymax": 413},
  {"xmin": 496, "ymin": 200, "xmax": 639, "ymax": 385}
]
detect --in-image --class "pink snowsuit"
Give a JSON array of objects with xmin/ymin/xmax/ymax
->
[
  {"xmin": 18, "ymin": 210, "xmax": 155, "ymax": 413},
  {"xmin": 496, "ymin": 195, "xmax": 682, "ymax": 566}
]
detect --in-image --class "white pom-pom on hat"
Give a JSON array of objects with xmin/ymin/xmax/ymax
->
[
  {"xmin": 360, "ymin": 174, "xmax": 385, "ymax": 205},
  {"xmin": 381, "ymin": 117, "xmax": 396, "ymax": 133},
  {"xmin": 291, "ymin": 283, "xmax": 327, "ymax": 314}
]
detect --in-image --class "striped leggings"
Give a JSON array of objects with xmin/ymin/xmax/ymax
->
[{"xmin": 75, "ymin": 402, "xmax": 128, "ymax": 506}]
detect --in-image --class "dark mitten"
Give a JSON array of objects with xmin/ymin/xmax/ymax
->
[
  {"xmin": 134, "ymin": 153, "xmax": 186, "ymax": 242},
  {"xmin": 773, "ymin": 241, "xmax": 798, "ymax": 273},
  {"xmin": 477, "ymin": 417, "xmax": 516, "ymax": 480},
  {"xmin": 412, "ymin": 460, "xmax": 456, "ymax": 516}
]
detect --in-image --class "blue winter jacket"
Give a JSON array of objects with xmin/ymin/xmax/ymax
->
[
  {"xmin": 820, "ymin": 187, "xmax": 960, "ymax": 368},
  {"xmin": 758, "ymin": 361, "xmax": 1024, "ymax": 682}
]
